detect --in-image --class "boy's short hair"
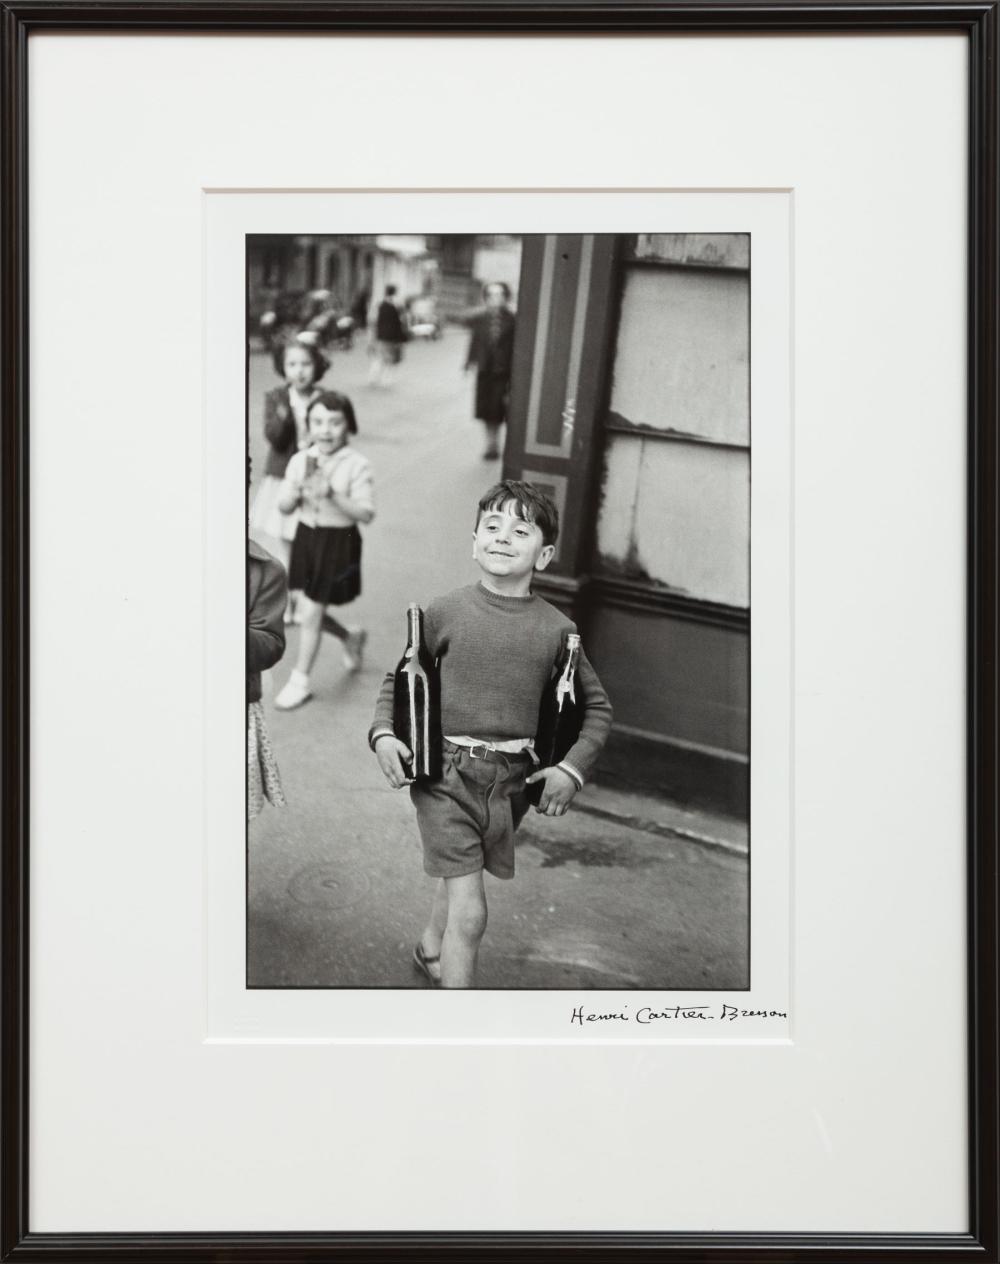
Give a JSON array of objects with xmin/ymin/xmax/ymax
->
[
  {"xmin": 306, "ymin": 389, "xmax": 358, "ymax": 435},
  {"xmin": 476, "ymin": 480, "xmax": 559, "ymax": 547}
]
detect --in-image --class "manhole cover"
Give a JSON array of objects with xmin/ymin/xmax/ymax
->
[{"xmin": 287, "ymin": 863, "xmax": 371, "ymax": 909}]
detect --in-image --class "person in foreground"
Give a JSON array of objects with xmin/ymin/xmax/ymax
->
[
  {"xmin": 248, "ymin": 536, "xmax": 288, "ymax": 819},
  {"xmin": 369, "ymin": 480, "xmax": 612, "ymax": 988}
]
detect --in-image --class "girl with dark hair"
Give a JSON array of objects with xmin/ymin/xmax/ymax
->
[
  {"xmin": 249, "ymin": 334, "xmax": 329, "ymax": 619},
  {"xmin": 273, "ymin": 391, "xmax": 374, "ymax": 710}
]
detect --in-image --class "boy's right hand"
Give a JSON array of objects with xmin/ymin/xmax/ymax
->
[{"xmin": 374, "ymin": 735, "xmax": 413, "ymax": 789}]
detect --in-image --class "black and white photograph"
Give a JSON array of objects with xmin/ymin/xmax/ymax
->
[{"xmin": 247, "ymin": 231, "xmax": 750, "ymax": 990}]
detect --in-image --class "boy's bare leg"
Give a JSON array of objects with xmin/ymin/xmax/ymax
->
[
  {"xmin": 440, "ymin": 871, "xmax": 487, "ymax": 988},
  {"xmin": 417, "ymin": 880, "xmax": 448, "ymax": 983}
]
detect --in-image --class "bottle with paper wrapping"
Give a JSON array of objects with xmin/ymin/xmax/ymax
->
[{"xmin": 526, "ymin": 632, "xmax": 584, "ymax": 805}]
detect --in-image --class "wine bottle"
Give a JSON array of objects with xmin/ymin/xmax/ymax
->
[
  {"xmin": 527, "ymin": 632, "xmax": 584, "ymax": 805},
  {"xmin": 392, "ymin": 603, "xmax": 442, "ymax": 780}
]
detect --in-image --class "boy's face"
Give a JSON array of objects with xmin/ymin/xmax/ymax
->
[
  {"xmin": 484, "ymin": 284, "xmax": 508, "ymax": 310},
  {"xmin": 309, "ymin": 404, "xmax": 349, "ymax": 454},
  {"xmin": 473, "ymin": 502, "xmax": 554, "ymax": 582}
]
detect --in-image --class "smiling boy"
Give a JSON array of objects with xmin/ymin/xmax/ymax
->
[{"xmin": 369, "ymin": 480, "xmax": 612, "ymax": 988}]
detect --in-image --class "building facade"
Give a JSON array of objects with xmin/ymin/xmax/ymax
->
[{"xmin": 503, "ymin": 233, "xmax": 749, "ymax": 817}]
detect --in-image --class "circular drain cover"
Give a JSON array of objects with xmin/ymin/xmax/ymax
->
[{"xmin": 288, "ymin": 863, "xmax": 370, "ymax": 909}]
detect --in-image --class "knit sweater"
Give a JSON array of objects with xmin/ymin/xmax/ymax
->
[
  {"xmin": 281, "ymin": 444, "xmax": 374, "ymax": 529},
  {"xmin": 369, "ymin": 582, "xmax": 613, "ymax": 781}
]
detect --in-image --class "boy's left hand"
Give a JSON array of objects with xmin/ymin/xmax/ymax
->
[{"xmin": 524, "ymin": 766, "xmax": 577, "ymax": 816}]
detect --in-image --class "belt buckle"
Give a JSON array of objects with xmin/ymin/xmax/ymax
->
[{"xmin": 468, "ymin": 742, "xmax": 490, "ymax": 759}]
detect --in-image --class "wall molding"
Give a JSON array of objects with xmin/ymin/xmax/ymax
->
[{"xmin": 590, "ymin": 574, "xmax": 749, "ymax": 631}]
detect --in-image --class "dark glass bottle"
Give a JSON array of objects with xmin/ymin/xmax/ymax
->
[
  {"xmin": 392, "ymin": 603, "xmax": 442, "ymax": 781},
  {"xmin": 527, "ymin": 633, "xmax": 584, "ymax": 805}
]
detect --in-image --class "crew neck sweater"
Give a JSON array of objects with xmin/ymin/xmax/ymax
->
[{"xmin": 370, "ymin": 582, "xmax": 612, "ymax": 781}]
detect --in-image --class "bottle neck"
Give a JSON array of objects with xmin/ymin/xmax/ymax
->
[
  {"xmin": 557, "ymin": 650, "xmax": 579, "ymax": 681},
  {"xmin": 555, "ymin": 637, "xmax": 580, "ymax": 703},
  {"xmin": 560, "ymin": 637, "xmax": 581, "ymax": 678},
  {"xmin": 405, "ymin": 607, "xmax": 423, "ymax": 655}
]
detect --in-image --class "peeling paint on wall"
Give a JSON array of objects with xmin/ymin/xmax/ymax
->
[
  {"xmin": 610, "ymin": 267, "xmax": 749, "ymax": 446},
  {"xmin": 595, "ymin": 429, "xmax": 749, "ymax": 607},
  {"xmin": 634, "ymin": 233, "xmax": 750, "ymax": 270}
]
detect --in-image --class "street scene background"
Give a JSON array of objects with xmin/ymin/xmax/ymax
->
[{"xmin": 247, "ymin": 234, "xmax": 749, "ymax": 990}]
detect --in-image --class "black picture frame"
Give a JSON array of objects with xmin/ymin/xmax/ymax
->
[{"xmin": 2, "ymin": 3, "xmax": 997, "ymax": 1260}]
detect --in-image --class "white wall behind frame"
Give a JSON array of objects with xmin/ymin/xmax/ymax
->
[{"xmin": 29, "ymin": 29, "xmax": 968, "ymax": 1237}]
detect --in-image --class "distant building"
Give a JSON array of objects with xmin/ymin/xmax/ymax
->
[
  {"xmin": 247, "ymin": 235, "xmax": 377, "ymax": 324},
  {"xmin": 247, "ymin": 234, "xmax": 522, "ymax": 331}
]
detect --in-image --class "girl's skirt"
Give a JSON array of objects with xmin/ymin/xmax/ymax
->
[
  {"xmin": 288, "ymin": 523, "xmax": 362, "ymax": 605},
  {"xmin": 248, "ymin": 701, "xmax": 286, "ymax": 819},
  {"xmin": 250, "ymin": 474, "xmax": 298, "ymax": 543}
]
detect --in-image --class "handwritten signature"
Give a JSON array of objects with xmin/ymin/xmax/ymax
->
[{"xmin": 570, "ymin": 1003, "xmax": 787, "ymax": 1026}]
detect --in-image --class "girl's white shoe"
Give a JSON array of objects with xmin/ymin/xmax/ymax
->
[{"xmin": 274, "ymin": 672, "xmax": 312, "ymax": 710}]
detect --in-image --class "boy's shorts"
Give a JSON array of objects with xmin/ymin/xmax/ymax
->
[{"xmin": 409, "ymin": 740, "xmax": 534, "ymax": 880}]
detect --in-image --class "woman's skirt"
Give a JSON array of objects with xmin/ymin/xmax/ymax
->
[
  {"xmin": 250, "ymin": 474, "xmax": 298, "ymax": 543},
  {"xmin": 474, "ymin": 371, "xmax": 509, "ymax": 425},
  {"xmin": 288, "ymin": 523, "xmax": 362, "ymax": 606},
  {"xmin": 248, "ymin": 700, "xmax": 286, "ymax": 819}
]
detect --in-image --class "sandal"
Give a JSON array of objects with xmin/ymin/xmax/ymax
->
[{"xmin": 412, "ymin": 942, "xmax": 440, "ymax": 986}]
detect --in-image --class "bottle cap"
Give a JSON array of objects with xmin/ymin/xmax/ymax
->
[{"xmin": 566, "ymin": 632, "xmax": 581, "ymax": 648}]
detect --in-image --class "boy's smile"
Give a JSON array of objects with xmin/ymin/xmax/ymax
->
[{"xmin": 473, "ymin": 503, "xmax": 554, "ymax": 595}]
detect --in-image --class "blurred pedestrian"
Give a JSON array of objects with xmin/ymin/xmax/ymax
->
[
  {"xmin": 274, "ymin": 391, "xmax": 375, "ymax": 711},
  {"xmin": 248, "ymin": 536, "xmax": 288, "ymax": 818},
  {"xmin": 465, "ymin": 282, "xmax": 516, "ymax": 460},
  {"xmin": 367, "ymin": 284, "xmax": 407, "ymax": 387},
  {"xmin": 249, "ymin": 334, "xmax": 328, "ymax": 622},
  {"xmin": 351, "ymin": 286, "xmax": 371, "ymax": 332}
]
